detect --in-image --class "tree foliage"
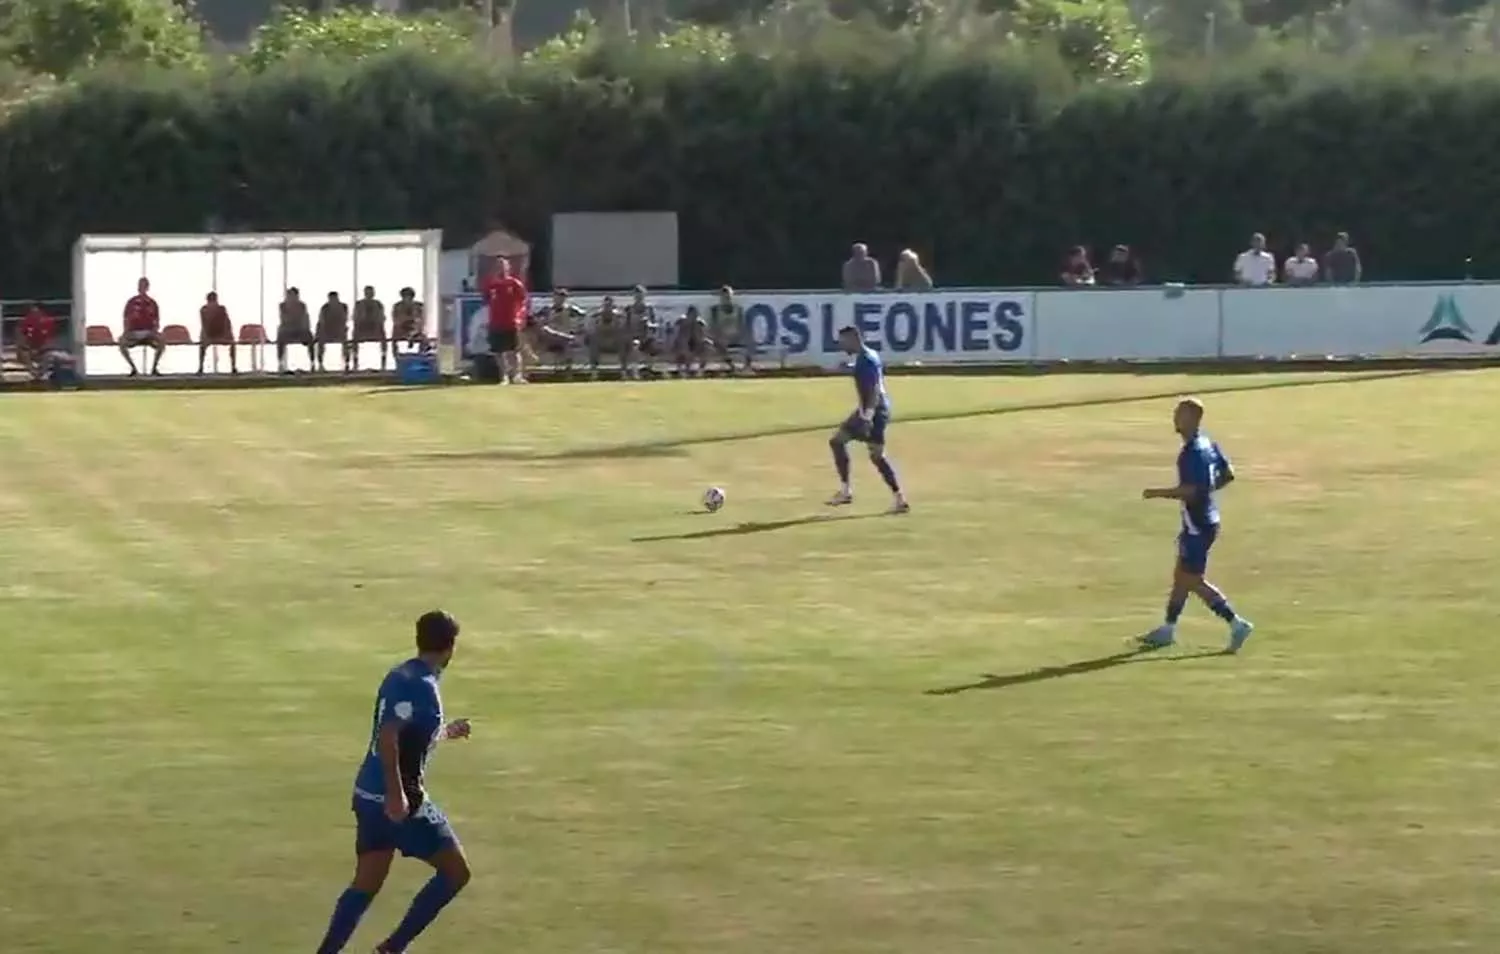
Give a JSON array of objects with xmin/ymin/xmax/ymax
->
[
  {"xmin": 241, "ymin": 7, "xmax": 476, "ymax": 72},
  {"xmin": 2, "ymin": 0, "xmax": 205, "ymax": 79}
]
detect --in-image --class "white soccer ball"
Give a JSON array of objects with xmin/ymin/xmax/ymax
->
[{"xmin": 702, "ymin": 487, "xmax": 726, "ymax": 513}]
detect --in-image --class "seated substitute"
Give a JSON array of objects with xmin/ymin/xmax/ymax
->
[
  {"xmin": 672, "ymin": 305, "xmax": 711, "ymax": 377},
  {"xmin": 586, "ymin": 296, "xmax": 639, "ymax": 380},
  {"xmin": 17, "ymin": 302, "xmax": 57, "ymax": 381},
  {"xmin": 391, "ymin": 288, "xmax": 428, "ymax": 359},
  {"xmin": 351, "ymin": 286, "xmax": 388, "ymax": 372},
  {"xmin": 198, "ymin": 292, "xmax": 237, "ymax": 375},
  {"xmin": 623, "ymin": 285, "xmax": 662, "ymax": 379},
  {"xmin": 530, "ymin": 289, "xmax": 586, "ymax": 375},
  {"xmin": 120, "ymin": 277, "xmax": 165, "ymax": 376},
  {"xmin": 277, "ymin": 287, "xmax": 315, "ymax": 373},
  {"xmin": 317, "ymin": 291, "xmax": 351, "ymax": 373}
]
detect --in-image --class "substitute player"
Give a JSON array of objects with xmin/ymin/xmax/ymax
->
[
  {"xmin": 313, "ymin": 611, "xmax": 473, "ymax": 954},
  {"xmin": 1140, "ymin": 398, "xmax": 1255, "ymax": 653},
  {"xmin": 827, "ymin": 325, "xmax": 909, "ymax": 514}
]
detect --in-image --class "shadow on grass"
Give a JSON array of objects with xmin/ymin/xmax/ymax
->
[
  {"xmin": 633, "ymin": 512, "xmax": 883, "ymax": 542},
  {"xmin": 925, "ymin": 646, "xmax": 1228, "ymax": 695},
  {"xmin": 383, "ymin": 367, "xmax": 1436, "ymax": 465}
]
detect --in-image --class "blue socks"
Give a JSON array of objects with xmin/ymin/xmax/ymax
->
[
  {"xmin": 830, "ymin": 438, "xmax": 851, "ymax": 484},
  {"xmin": 1165, "ymin": 594, "xmax": 1187, "ymax": 624},
  {"xmin": 316, "ymin": 888, "xmax": 373, "ymax": 954},
  {"xmin": 381, "ymin": 872, "xmax": 463, "ymax": 953},
  {"xmin": 872, "ymin": 455, "xmax": 901, "ymax": 493},
  {"xmin": 1206, "ymin": 596, "xmax": 1237, "ymax": 622}
]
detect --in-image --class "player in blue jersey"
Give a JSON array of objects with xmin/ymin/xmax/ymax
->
[
  {"xmin": 1140, "ymin": 399, "xmax": 1254, "ymax": 653},
  {"xmin": 827, "ymin": 325, "xmax": 910, "ymax": 514},
  {"xmin": 314, "ymin": 610, "xmax": 473, "ymax": 954}
]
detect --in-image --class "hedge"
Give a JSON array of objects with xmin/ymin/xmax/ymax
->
[{"xmin": 2, "ymin": 50, "xmax": 1499, "ymax": 296}]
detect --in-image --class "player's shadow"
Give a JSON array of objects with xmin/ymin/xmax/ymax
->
[
  {"xmin": 632, "ymin": 512, "xmax": 883, "ymax": 542},
  {"xmin": 924, "ymin": 646, "xmax": 1226, "ymax": 695},
  {"xmin": 383, "ymin": 367, "xmax": 1444, "ymax": 465}
]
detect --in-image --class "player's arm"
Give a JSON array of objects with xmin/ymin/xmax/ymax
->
[
  {"xmin": 1144, "ymin": 452, "xmax": 1211, "ymax": 500},
  {"xmin": 1212, "ymin": 447, "xmax": 1235, "ymax": 489},
  {"xmin": 853, "ymin": 360, "xmax": 879, "ymax": 418},
  {"xmin": 438, "ymin": 718, "xmax": 471, "ymax": 741},
  {"xmin": 375, "ymin": 711, "xmax": 409, "ymax": 818}
]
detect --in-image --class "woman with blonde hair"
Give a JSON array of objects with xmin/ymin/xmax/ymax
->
[{"xmin": 893, "ymin": 248, "xmax": 934, "ymax": 291}]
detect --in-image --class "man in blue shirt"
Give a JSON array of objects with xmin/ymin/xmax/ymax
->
[
  {"xmin": 314, "ymin": 610, "xmax": 473, "ymax": 954},
  {"xmin": 1140, "ymin": 399, "xmax": 1255, "ymax": 653},
  {"xmin": 827, "ymin": 325, "xmax": 910, "ymax": 514}
]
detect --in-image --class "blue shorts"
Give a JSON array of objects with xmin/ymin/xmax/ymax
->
[
  {"xmin": 352, "ymin": 796, "xmax": 458, "ymax": 861},
  {"xmin": 839, "ymin": 408, "xmax": 890, "ymax": 445},
  {"xmin": 1176, "ymin": 525, "xmax": 1219, "ymax": 575}
]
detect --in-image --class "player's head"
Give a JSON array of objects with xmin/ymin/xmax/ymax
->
[
  {"xmin": 495, "ymin": 257, "xmax": 511, "ymax": 277},
  {"xmin": 415, "ymin": 610, "xmax": 460, "ymax": 670},
  {"xmin": 837, "ymin": 325, "xmax": 862, "ymax": 354},
  {"xmin": 1173, "ymin": 397, "xmax": 1205, "ymax": 437},
  {"xmin": 137, "ymin": 277, "xmax": 150, "ymax": 294}
]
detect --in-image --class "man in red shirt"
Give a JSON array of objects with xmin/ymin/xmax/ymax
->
[
  {"xmin": 481, "ymin": 258, "xmax": 528, "ymax": 385},
  {"xmin": 120, "ymin": 277, "xmax": 166, "ymax": 375},
  {"xmin": 17, "ymin": 302, "xmax": 56, "ymax": 380}
]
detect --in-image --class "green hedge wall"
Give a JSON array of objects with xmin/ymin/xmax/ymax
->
[{"xmin": 2, "ymin": 52, "xmax": 1499, "ymax": 296}]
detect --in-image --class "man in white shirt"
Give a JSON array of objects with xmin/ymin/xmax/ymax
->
[
  {"xmin": 1282, "ymin": 242, "xmax": 1320, "ymax": 285},
  {"xmin": 1232, "ymin": 233, "xmax": 1276, "ymax": 286}
]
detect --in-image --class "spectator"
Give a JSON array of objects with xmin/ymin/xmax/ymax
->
[
  {"xmin": 893, "ymin": 249, "xmax": 934, "ymax": 290},
  {"xmin": 17, "ymin": 301, "xmax": 56, "ymax": 381},
  {"xmin": 198, "ymin": 291, "xmax": 237, "ymax": 376},
  {"xmin": 624, "ymin": 285, "xmax": 663, "ymax": 379},
  {"xmin": 119, "ymin": 277, "xmax": 165, "ymax": 376},
  {"xmin": 1283, "ymin": 243, "xmax": 1320, "ymax": 285},
  {"xmin": 1233, "ymin": 233, "xmax": 1276, "ymax": 286},
  {"xmin": 351, "ymin": 286, "xmax": 387, "ymax": 372},
  {"xmin": 1323, "ymin": 231, "xmax": 1362, "ymax": 284},
  {"xmin": 842, "ymin": 243, "xmax": 882, "ymax": 292},
  {"xmin": 316, "ymin": 291, "xmax": 349, "ymax": 373},
  {"xmin": 1098, "ymin": 245, "xmax": 1142, "ymax": 286},
  {"xmin": 276, "ymin": 287, "xmax": 314, "ymax": 374},
  {"xmin": 709, "ymin": 285, "xmax": 753, "ymax": 375},
  {"xmin": 1061, "ymin": 246, "xmax": 1095, "ymax": 286},
  {"xmin": 392, "ymin": 287, "xmax": 427, "ymax": 358},
  {"xmin": 481, "ymin": 258, "xmax": 528, "ymax": 385}
]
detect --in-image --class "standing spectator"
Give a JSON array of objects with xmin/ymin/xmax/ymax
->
[
  {"xmin": 1283, "ymin": 243, "xmax": 1320, "ymax": 285},
  {"xmin": 351, "ymin": 286, "xmax": 386, "ymax": 372},
  {"xmin": 1061, "ymin": 246, "xmax": 1096, "ymax": 286},
  {"xmin": 481, "ymin": 258, "xmax": 528, "ymax": 385},
  {"xmin": 893, "ymin": 249, "xmax": 934, "ymax": 291},
  {"xmin": 709, "ymin": 285, "xmax": 753, "ymax": 375},
  {"xmin": 1323, "ymin": 231, "xmax": 1362, "ymax": 284},
  {"xmin": 1233, "ymin": 233, "xmax": 1277, "ymax": 286},
  {"xmin": 198, "ymin": 292, "xmax": 237, "ymax": 375},
  {"xmin": 1099, "ymin": 245, "xmax": 1142, "ymax": 286},
  {"xmin": 316, "ymin": 291, "xmax": 350, "ymax": 373},
  {"xmin": 17, "ymin": 302, "xmax": 56, "ymax": 381},
  {"xmin": 276, "ymin": 287, "xmax": 314, "ymax": 374},
  {"xmin": 842, "ymin": 243, "xmax": 882, "ymax": 292},
  {"xmin": 119, "ymin": 277, "xmax": 165, "ymax": 376}
]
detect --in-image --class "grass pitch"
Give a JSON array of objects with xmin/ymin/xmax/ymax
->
[{"xmin": 3, "ymin": 370, "xmax": 1500, "ymax": 954}]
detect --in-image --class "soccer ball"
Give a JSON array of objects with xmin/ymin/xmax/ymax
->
[{"xmin": 702, "ymin": 487, "xmax": 726, "ymax": 513}]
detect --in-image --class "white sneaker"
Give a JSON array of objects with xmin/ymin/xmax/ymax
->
[
  {"xmin": 1227, "ymin": 618, "xmax": 1255, "ymax": 654},
  {"xmin": 1137, "ymin": 625, "xmax": 1175, "ymax": 649},
  {"xmin": 825, "ymin": 489, "xmax": 853, "ymax": 507},
  {"xmin": 887, "ymin": 498, "xmax": 910, "ymax": 514}
]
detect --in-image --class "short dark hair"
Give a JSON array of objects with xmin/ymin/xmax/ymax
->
[
  {"xmin": 839, "ymin": 324, "xmax": 858, "ymax": 335},
  {"xmin": 415, "ymin": 610, "xmax": 460, "ymax": 653}
]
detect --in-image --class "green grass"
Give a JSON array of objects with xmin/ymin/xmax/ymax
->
[{"xmin": 4, "ymin": 369, "xmax": 1500, "ymax": 954}]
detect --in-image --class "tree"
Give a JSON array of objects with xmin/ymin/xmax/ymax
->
[
  {"xmin": 2, "ymin": 0, "xmax": 206, "ymax": 79},
  {"xmin": 240, "ymin": 6, "xmax": 476, "ymax": 72}
]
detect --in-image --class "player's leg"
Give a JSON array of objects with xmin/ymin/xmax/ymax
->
[
  {"xmin": 1142, "ymin": 533, "xmax": 1206, "ymax": 649},
  {"xmin": 197, "ymin": 341, "xmax": 210, "ymax": 375},
  {"xmin": 864, "ymin": 410, "xmax": 907, "ymax": 512},
  {"xmin": 375, "ymin": 805, "xmax": 470, "ymax": 954},
  {"xmin": 118, "ymin": 334, "xmax": 140, "ymax": 375},
  {"xmin": 149, "ymin": 334, "xmax": 165, "ymax": 374},
  {"xmin": 228, "ymin": 340, "xmax": 239, "ymax": 374},
  {"xmin": 315, "ymin": 802, "xmax": 398, "ymax": 954},
  {"xmin": 826, "ymin": 414, "xmax": 859, "ymax": 505},
  {"xmin": 1186, "ymin": 529, "xmax": 1253, "ymax": 652}
]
